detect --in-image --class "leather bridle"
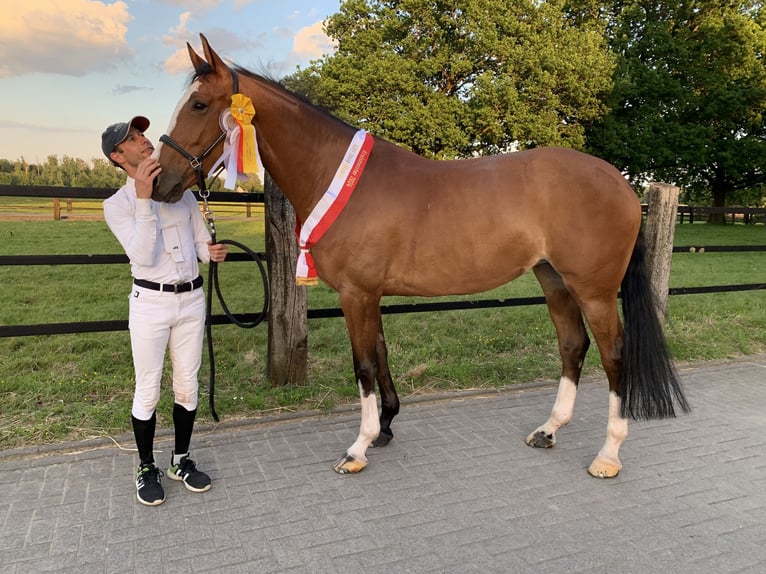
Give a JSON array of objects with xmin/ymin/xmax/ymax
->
[{"xmin": 158, "ymin": 66, "xmax": 240, "ymax": 194}]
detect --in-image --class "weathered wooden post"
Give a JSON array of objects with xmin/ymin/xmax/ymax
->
[
  {"xmin": 264, "ymin": 172, "xmax": 308, "ymax": 386},
  {"xmin": 643, "ymin": 182, "xmax": 680, "ymax": 323}
]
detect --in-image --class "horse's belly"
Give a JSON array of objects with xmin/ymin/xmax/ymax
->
[{"xmin": 383, "ymin": 231, "xmax": 543, "ymax": 297}]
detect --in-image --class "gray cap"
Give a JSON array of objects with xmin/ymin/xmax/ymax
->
[{"xmin": 101, "ymin": 116, "xmax": 150, "ymax": 162}]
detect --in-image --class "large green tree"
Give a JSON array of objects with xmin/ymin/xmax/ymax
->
[
  {"xmin": 285, "ymin": 0, "xmax": 615, "ymax": 158},
  {"xmin": 586, "ymin": 1, "xmax": 766, "ymax": 208}
]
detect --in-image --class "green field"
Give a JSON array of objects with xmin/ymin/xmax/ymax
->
[{"xmin": 0, "ymin": 216, "xmax": 764, "ymax": 451}]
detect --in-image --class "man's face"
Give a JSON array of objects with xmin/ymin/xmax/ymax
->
[{"xmin": 110, "ymin": 127, "xmax": 154, "ymax": 169}]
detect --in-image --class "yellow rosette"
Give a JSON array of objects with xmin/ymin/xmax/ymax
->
[{"xmin": 230, "ymin": 93, "xmax": 259, "ymax": 174}]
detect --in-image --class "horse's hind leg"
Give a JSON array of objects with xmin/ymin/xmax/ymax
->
[
  {"xmin": 525, "ymin": 263, "xmax": 590, "ymax": 449},
  {"xmin": 372, "ymin": 320, "xmax": 399, "ymax": 447},
  {"xmin": 578, "ymin": 296, "xmax": 628, "ymax": 478}
]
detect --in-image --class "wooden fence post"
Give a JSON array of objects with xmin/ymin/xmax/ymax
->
[
  {"xmin": 264, "ymin": 172, "xmax": 308, "ymax": 386},
  {"xmin": 53, "ymin": 198, "xmax": 61, "ymax": 220},
  {"xmin": 643, "ymin": 182, "xmax": 680, "ymax": 323}
]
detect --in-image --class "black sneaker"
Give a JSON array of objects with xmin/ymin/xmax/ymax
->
[
  {"xmin": 135, "ymin": 464, "xmax": 165, "ymax": 506},
  {"xmin": 167, "ymin": 453, "xmax": 212, "ymax": 492}
]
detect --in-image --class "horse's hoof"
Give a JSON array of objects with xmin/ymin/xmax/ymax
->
[
  {"xmin": 525, "ymin": 429, "xmax": 556, "ymax": 449},
  {"xmin": 333, "ymin": 453, "xmax": 367, "ymax": 474},
  {"xmin": 587, "ymin": 455, "xmax": 622, "ymax": 478},
  {"xmin": 372, "ymin": 429, "xmax": 393, "ymax": 448}
]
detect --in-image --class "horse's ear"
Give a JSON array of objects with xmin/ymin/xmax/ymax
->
[
  {"xmin": 199, "ymin": 34, "xmax": 227, "ymax": 77},
  {"xmin": 187, "ymin": 42, "xmax": 207, "ymax": 75}
]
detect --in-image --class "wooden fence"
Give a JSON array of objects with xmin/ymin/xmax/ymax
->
[
  {"xmin": 641, "ymin": 204, "xmax": 766, "ymax": 224},
  {"xmin": 1, "ymin": 182, "xmax": 765, "ymax": 386}
]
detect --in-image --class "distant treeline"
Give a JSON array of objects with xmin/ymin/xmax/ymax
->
[
  {"xmin": 0, "ymin": 157, "xmax": 126, "ymax": 189},
  {"xmin": 0, "ymin": 156, "xmax": 263, "ymax": 192}
]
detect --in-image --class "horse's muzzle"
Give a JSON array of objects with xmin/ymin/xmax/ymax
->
[{"xmin": 152, "ymin": 174, "xmax": 185, "ymax": 203}]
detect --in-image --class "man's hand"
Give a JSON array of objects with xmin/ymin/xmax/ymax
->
[
  {"xmin": 208, "ymin": 241, "xmax": 228, "ymax": 263},
  {"xmin": 134, "ymin": 158, "xmax": 161, "ymax": 199}
]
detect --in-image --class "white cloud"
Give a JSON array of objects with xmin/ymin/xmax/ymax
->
[
  {"xmin": 161, "ymin": 11, "xmax": 266, "ymax": 75},
  {"xmin": 162, "ymin": 11, "xmax": 196, "ymax": 74},
  {"xmin": 0, "ymin": 1, "xmax": 134, "ymax": 78},
  {"xmin": 113, "ymin": 84, "xmax": 152, "ymax": 96},
  {"xmin": 164, "ymin": 49, "xmax": 196, "ymax": 75},
  {"xmin": 292, "ymin": 21, "xmax": 336, "ymax": 61}
]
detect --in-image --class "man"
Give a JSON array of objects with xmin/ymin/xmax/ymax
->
[{"xmin": 101, "ymin": 116, "xmax": 227, "ymax": 506}]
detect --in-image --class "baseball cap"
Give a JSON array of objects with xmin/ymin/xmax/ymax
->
[{"xmin": 101, "ymin": 116, "xmax": 150, "ymax": 162}]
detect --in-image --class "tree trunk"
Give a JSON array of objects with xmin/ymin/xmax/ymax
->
[
  {"xmin": 710, "ymin": 176, "xmax": 727, "ymax": 224},
  {"xmin": 264, "ymin": 172, "xmax": 308, "ymax": 386}
]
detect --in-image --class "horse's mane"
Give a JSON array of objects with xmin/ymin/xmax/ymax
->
[{"xmin": 186, "ymin": 62, "xmax": 350, "ymax": 129}]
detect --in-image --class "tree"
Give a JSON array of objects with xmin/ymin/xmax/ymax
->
[
  {"xmin": 586, "ymin": 1, "xmax": 766, "ymax": 210},
  {"xmin": 284, "ymin": 0, "xmax": 615, "ymax": 158},
  {"xmin": 0, "ymin": 156, "xmax": 126, "ymax": 188}
]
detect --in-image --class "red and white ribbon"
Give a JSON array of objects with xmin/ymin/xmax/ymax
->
[{"xmin": 296, "ymin": 129, "xmax": 374, "ymax": 285}]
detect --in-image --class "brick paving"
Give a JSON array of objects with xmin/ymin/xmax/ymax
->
[{"xmin": 1, "ymin": 355, "xmax": 765, "ymax": 573}]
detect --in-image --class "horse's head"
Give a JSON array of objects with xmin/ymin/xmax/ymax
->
[{"xmin": 154, "ymin": 35, "xmax": 235, "ymax": 203}]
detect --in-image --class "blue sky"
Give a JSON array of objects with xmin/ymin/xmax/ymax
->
[{"xmin": 1, "ymin": 0, "xmax": 340, "ymax": 164}]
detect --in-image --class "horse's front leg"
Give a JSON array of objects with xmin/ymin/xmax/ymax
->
[{"xmin": 333, "ymin": 292, "xmax": 382, "ymax": 474}]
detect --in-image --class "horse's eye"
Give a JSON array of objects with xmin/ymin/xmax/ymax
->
[{"xmin": 191, "ymin": 102, "xmax": 207, "ymax": 111}]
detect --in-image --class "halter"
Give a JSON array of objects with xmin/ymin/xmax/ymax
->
[{"xmin": 159, "ymin": 66, "xmax": 240, "ymax": 196}]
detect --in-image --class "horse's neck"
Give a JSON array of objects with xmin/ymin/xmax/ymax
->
[{"xmin": 243, "ymin": 76, "xmax": 355, "ymax": 220}]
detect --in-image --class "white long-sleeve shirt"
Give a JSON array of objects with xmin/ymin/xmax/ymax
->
[{"xmin": 103, "ymin": 179, "xmax": 212, "ymax": 284}]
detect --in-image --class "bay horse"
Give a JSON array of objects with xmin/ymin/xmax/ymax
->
[{"xmin": 155, "ymin": 35, "xmax": 689, "ymax": 478}]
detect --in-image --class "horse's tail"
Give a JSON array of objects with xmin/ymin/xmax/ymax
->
[{"xmin": 620, "ymin": 229, "xmax": 690, "ymax": 420}]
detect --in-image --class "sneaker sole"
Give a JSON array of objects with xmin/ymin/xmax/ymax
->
[
  {"xmin": 168, "ymin": 471, "xmax": 212, "ymax": 493},
  {"xmin": 136, "ymin": 493, "xmax": 165, "ymax": 506}
]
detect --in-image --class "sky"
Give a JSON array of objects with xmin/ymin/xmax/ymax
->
[{"xmin": 0, "ymin": 0, "xmax": 341, "ymax": 164}]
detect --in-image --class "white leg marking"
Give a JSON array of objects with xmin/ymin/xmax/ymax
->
[
  {"xmin": 538, "ymin": 376, "xmax": 577, "ymax": 436},
  {"xmin": 346, "ymin": 381, "xmax": 380, "ymax": 462},
  {"xmin": 598, "ymin": 391, "xmax": 628, "ymax": 465}
]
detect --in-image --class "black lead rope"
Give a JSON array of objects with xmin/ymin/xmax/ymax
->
[{"xmin": 201, "ymin": 190, "xmax": 269, "ymax": 422}]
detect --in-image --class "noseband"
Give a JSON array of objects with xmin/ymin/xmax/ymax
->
[{"xmin": 159, "ymin": 66, "xmax": 240, "ymax": 194}]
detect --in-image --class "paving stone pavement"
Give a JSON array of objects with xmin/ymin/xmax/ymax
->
[{"xmin": 1, "ymin": 355, "xmax": 765, "ymax": 574}]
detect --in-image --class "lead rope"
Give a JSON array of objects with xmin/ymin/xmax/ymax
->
[{"xmin": 201, "ymin": 186, "xmax": 269, "ymax": 422}]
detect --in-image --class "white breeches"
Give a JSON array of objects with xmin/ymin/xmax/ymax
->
[{"xmin": 128, "ymin": 286, "xmax": 206, "ymax": 420}]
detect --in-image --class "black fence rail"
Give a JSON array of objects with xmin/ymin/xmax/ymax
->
[
  {"xmin": 0, "ymin": 184, "xmax": 263, "ymax": 204},
  {"xmin": 641, "ymin": 203, "xmax": 766, "ymax": 224}
]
